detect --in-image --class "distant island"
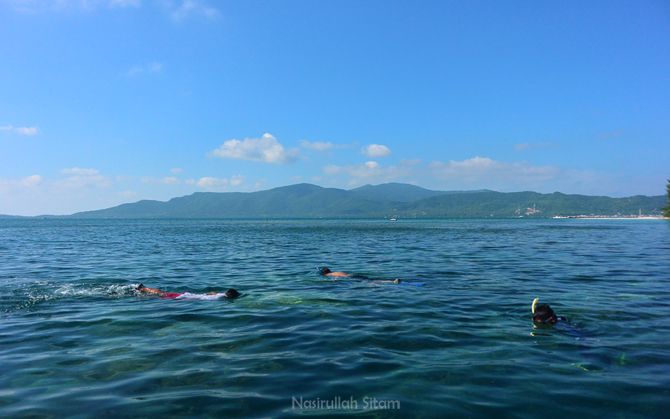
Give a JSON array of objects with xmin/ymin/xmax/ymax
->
[{"xmin": 52, "ymin": 183, "xmax": 667, "ymax": 219}]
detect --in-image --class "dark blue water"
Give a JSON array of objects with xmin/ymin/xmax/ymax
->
[{"xmin": 1, "ymin": 219, "xmax": 669, "ymax": 418}]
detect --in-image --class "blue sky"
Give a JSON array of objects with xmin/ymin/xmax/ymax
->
[{"xmin": 1, "ymin": 0, "xmax": 668, "ymax": 215}]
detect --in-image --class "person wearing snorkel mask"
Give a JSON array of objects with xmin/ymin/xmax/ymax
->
[
  {"xmin": 531, "ymin": 298, "xmax": 566, "ymax": 324},
  {"xmin": 136, "ymin": 284, "xmax": 240, "ymax": 299},
  {"xmin": 318, "ymin": 267, "xmax": 401, "ymax": 284}
]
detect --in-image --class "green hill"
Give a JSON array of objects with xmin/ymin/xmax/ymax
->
[
  {"xmin": 350, "ymin": 183, "xmax": 445, "ymax": 202},
  {"xmin": 397, "ymin": 191, "xmax": 666, "ymax": 218},
  {"xmin": 69, "ymin": 183, "xmax": 666, "ymax": 219},
  {"xmin": 75, "ymin": 184, "xmax": 386, "ymax": 218}
]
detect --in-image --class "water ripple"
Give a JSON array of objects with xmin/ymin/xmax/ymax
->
[{"xmin": 1, "ymin": 219, "xmax": 669, "ymax": 417}]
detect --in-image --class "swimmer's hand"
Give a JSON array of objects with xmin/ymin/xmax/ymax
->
[{"xmin": 393, "ymin": 279, "xmax": 401, "ymax": 284}]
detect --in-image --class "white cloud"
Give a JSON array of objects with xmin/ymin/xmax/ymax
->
[
  {"xmin": 435, "ymin": 156, "xmax": 494, "ymax": 171},
  {"xmin": 362, "ymin": 144, "xmax": 391, "ymax": 158},
  {"xmin": 300, "ymin": 140, "xmax": 335, "ymax": 151},
  {"xmin": 323, "ymin": 160, "xmax": 412, "ymax": 186},
  {"xmin": 0, "ymin": 175, "xmax": 42, "ymax": 191},
  {"xmin": 229, "ymin": 175, "xmax": 244, "ymax": 186},
  {"xmin": 118, "ymin": 190, "xmax": 138, "ymax": 199},
  {"xmin": 426, "ymin": 156, "xmax": 655, "ymax": 196},
  {"xmin": 196, "ymin": 175, "xmax": 243, "ymax": 190},
  {"xmin": 210, "ymin": 133, "xmax": 298, "ymax": 164},
  {"xmin": 162, "ymin": 176, "xmax": 179, "ymax": 185},
  {"xmin": 20, "ymin": 174, "xmax": 42, "ymax": 187},
  {"xmin": 170, "ymin": 167, "xmax": 183, "ymax": 174},
  {"xmin": 126, "ymin": 62, "xmax": 163, "ymax": 77},
  {"xmin": 13, "ymin": 168, "xmax": 108, "ymax": 190},
  {"xmin": 0, "ymin": 125, "xmax": 39, "ymax": 136},
  {"xmin": 141, "ymin": 176, "xmax": 182, "ymax": 185},
  {"xmin": 170, "ymin": 0, "xmax": 219, "ymax": 21},
  {"xmin": 61, "ymin": 167, "xmax": 99, "ymax": 176},
  {"xmin": 8, "ymin": 0, "xmax": 142, "ymax": 13},
  {"xmin": 6, "ymin": 0, "xmax": 219, "ymax": 22},
  {"xmin": 15, "ymin": 126, "xmax": 39, "ymax": 136},
  {"xmin": 319, "ymin": 155, "xmax": 654, "ymax": 196},
  {"xmin": 197, "ymin": 177, "xmax": 225, "ymax": 188},
  {"xmin": 0, "ymin": 170, "xmax": 116, "ymax": 215},
  {"xmin": 430, "ymin": 156, "xmax": 556, "ymax": 177},
  {"xmin": 59, "ymin": 167, "xmax": 110, "ymax": 188},
  {"xmin": 428, "ymin": 156, "xmax": 561, "ymax": 190}
]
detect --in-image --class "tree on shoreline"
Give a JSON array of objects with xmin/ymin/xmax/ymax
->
[{"xmin": 665, "ymin": 179, "xmax": 670, "ymax": 218}]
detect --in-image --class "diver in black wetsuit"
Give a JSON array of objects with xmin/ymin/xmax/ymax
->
[{"xmin": 530, "ymin": 297, "xmax": 603, "ymax": 371}]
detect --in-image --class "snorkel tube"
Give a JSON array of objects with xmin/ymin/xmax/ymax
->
[{"xmin": 532, "ymin": 297, "xmax": 539, "ymax": 315}]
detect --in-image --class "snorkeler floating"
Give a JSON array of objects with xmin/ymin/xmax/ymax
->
[
  {"xmin": 318, "ymin": 267, "xmax": 401, "ymax": 284},
  {"xmin": 318, "ymin": 267, "xmax": 351, "ymax": 278},
  {"xmin": 137, "ymin": 284, "xmax": 240, "ymax": 300},
  {"xmin": 532, "ymin": 297, "xmax": 566, "ymax": 324}
]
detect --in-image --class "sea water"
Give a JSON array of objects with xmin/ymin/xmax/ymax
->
[{"xmin": 1, "ymin": 218, "xmax": 669, "ymax": 418}]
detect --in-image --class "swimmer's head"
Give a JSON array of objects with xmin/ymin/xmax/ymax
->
[
  {"xmin": 532, "ymin": 298, "xmax": 558, "ymax": 324},
  {"xmin": 319, "ymin": 267, "xmax": 331, "ymax": 276},
  {"xmin": 224, "ymin": 288, "xmax": 240, "ymax": 299}
]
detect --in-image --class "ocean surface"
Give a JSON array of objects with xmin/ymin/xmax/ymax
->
[{"xmin": 1, "ymin": 218, "xmax": 669, "ymax": 418}]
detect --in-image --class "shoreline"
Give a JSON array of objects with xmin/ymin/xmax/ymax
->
[{"xmin": 553, "ymin": 215, "xmax": 668, "ymax": 220}]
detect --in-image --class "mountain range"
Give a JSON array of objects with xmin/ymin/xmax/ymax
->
[{"xmin": 64, "ymin": 183, "xmax": 666, "ymax": 219}]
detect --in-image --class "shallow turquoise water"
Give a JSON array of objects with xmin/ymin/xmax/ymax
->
[{"xmin": 1, "ymin": 219, "xmax": 669, "ymax": 418}]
